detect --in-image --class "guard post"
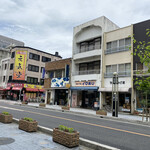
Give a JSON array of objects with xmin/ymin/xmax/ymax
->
[{"xmin": 112, "ymin": 72, "xmax": 119, "ymax": 117}]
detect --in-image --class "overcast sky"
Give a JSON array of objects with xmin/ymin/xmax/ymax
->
[{"xmin": 0, "ymin": 0, "xmax": 150, "ymax": 58}]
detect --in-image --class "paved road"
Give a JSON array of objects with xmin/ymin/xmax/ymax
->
[{"xmin": 0, "ymin": 102, "xmax": 150, "ymax": 150}]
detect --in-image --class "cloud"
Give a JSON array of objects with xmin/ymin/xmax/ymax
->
[{"xmin": 0, "ymin": 0, "xmax": 150, "ymax": 58}]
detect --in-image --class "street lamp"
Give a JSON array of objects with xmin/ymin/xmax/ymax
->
[{"xmin": 112, "ymin": 72, "xmax": 119, "ymax": 117}]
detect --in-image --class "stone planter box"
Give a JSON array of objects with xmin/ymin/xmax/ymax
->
[
  {"xmin": 62, "ymin": 106, "xmax": 70, "ymax": 110},
  {"xmin": 19, "ymin": 119, "xmax": 38, "ymax": 132},
  {"xmin": 0, "ymin": 114, "xmax": 12, "ymax": 123},
  {"xmin": 53, "ymin": 128, "xmax": 79, "ymax": 148},
  {"xmin": 39, "ymin": 103, "xmax": 46, "ymax": 107},
  {"xmin": 96, "ymin": 110, "xmax": 107, "ymax": 116}
]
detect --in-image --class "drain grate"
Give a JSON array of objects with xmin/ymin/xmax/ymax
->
[{"xmin": 0, "ymin": 137, "xmax": 15, "ymax": 145}]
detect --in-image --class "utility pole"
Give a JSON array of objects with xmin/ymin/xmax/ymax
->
[{"xmin": 112, "ymin": 72, "xmax": 119, "ymax": 117}]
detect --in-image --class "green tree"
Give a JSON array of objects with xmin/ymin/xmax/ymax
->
[{"xmin": 132, "ymin": 29, "xmax": 150, "ymax": 121}]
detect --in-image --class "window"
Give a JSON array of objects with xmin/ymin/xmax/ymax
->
[
  {"xmin": 95, "ymin": 38, "xmax": 101, "ymax": 49},
  {"xmin": 79, "ymin": 61, "xmax": 100, "ymax": 74},
  {"xmin": 10, "ymin": 63, "xmax": 14, "ymax": 70},
  {"xmin": 11, "ymin": 52, "xmax": 15, "ymax": 58},
  {"xmin": 49, "ymin": 71, "xmax": 54, "ymax": 79},
  {"xmin": 42, "ymin": 56, "xmax": 51, "ymax": 62},
  {"xmin": 105, "ymin": 63, "xmax": 131, "ymax": 77},
  {"xmin": 29, "ymin": 53, "xmax": 40, "ymax": 61},
  {"xmin": 40, "ymin": 79, "xmax": 44, "ymax": 85},
  {"xmin": 106, "ymin": 37, "xmax": 131, "ymax": 54},
  {"xmin": 112, "ymin": 65, "xmax": 117, "ymax": 72},
  {"xmin": 4, "ymin": 64, "xmax": 7, "ymax": 70},
  {"xmin": 125, "ymin": 38, "xmax": 131, "ymax": 46},
  {"xmin": 136, "ymin": 62, "xmax": 143, "ymax": 70},
  {"xmin": 79, "ymin": 37, "xmax": 101, "ymax": 53},
  {"xmin": 55, "ymin": 70, "xmax": 62, "ymax": 78},
  {"xmin": 28, "ymin": 64, "xmax": 39, "ymax": 72},
  {"xmin": 9, "ymin": 76, "xmax": 12, "ymax": 82},
  {"xmin": 89, "ymin": 41, "xmax": 94, "ymax": 51},
  {"xmin": 106, "ymin": 65, "xmax": 111, "ymax": 73},
  {"xmin": 27, "ymin": 77, "xmax": 38, "ymax": 84},
  {"xmin": 3, "ymin": 76, "xmax": 5, "ymax": 82},
  {"xmin": 41, "ymin": 67, "xmax": 44, "ymax": 73}
]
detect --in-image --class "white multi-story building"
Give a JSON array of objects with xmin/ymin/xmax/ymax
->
[
  {"xmin": 0, "ymin": 57, "xmax": 10, "ymax": 89},
  {"xmin": 71, "ymin": 16, "xmax": 119, "ymax": 108}
]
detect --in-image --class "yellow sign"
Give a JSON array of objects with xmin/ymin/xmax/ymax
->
[
  {"xmin": 24, "ymin": 84, "xmax": 44, "ymax": 89},
  {"xmin": 13, "ymin": 50, "xmax": 27, "ymax": 80}
]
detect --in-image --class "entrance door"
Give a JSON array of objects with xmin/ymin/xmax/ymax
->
[{"xmin": 47, "ymin": 92, "xmax": 51, "ymax": 104}]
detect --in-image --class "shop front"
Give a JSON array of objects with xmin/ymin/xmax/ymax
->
[
  {"xmin": 6, "ymin": 83, "xmax": 24, "ymax": 101},
  {"xmin": 103, "ymin": 91, "xmax": 131, "ymax": 112},
  {"xmin": 101, "ymin": 77, "xmax": 132, "ymax": 112},
  {"xmin": 24, "ymin": 84, "xmax": 45, "ymax": 102},
  {"xmin": 71, "ymin": 81, "xmax": 99, "ymax": 109},
  {"xmin": 45, "ymin": 77, "xmax": 70, "ymax": 105}
]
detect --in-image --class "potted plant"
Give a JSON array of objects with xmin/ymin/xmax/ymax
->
[
  {"xmin": 96, "ymin": 109, "xmax": 107, "ymax": 116},
  {"xmin": 53, "ymin": 125, "xmax": 79, "ymax": 148},
  {"xmin": 0, "ymin": 112, "xmax": 13, "ymax": 123},
  {"xmin": 19, "ymin": 117, "xmax": 38, "ymax": 132}
]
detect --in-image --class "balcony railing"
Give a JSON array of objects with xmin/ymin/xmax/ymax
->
[
  {"xmin": 133, "ymin": 70, "xmax": 150, "ymax": 76},
  {"xmin": 105, "ymin": 45, "xmax": 130, "ymax": 55},
  {"xmin": 74, "ymin": 47, "xmax": 101, "ymax": 54},
  {"xmin": 104, "ymin": 71, "xmax": 131, "ymax": 78},
  {"xmin": 73, "ymin": 69, "xmax": 100, "ymax": 76}
]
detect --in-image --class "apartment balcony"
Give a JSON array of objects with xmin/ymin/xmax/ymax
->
[
  {"xmin": 73, "ymin": 49, "xmax": 101, "ymax": 60},
  {"xmin": 72, "ymin": 70, "xmax": 101, "ymax": 86},
  {"xmin": 105, "ymin": 45, "xmax": 130, "ymax": 55},
  {"xmin": 133, "ymin": 70, "xmax": 150, "ymax": 76},
  {"xmin": 104, "ymin": 71, "xmax": 131, "ymax": 78},
  {"xmin": 73, "ymin": 70, "xmax": 100, "ymax": 75}
]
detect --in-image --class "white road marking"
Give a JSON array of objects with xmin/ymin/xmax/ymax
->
[{"xmin": 0, "ymin": 106, "xmax": 24, "ymax": 112}]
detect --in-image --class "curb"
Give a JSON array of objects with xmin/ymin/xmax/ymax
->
[
  {"xmin": 12, "ymin": 118, "xmax": 119, "ymax": 150},
  {"xmin": 19, "ymin": 103, "xmax": 150, "ymax": 126}
]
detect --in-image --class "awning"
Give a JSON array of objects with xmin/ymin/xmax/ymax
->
[
  {"xmin": 70, "ymin": 86, "xmax": 99, "ymax": 91},
  {"xmin": 39, "ymin": 89, "xmax": 45, "ymax": 92},
  {"xmin": 5, "ymin": 87, "xmax": 11, "ymax": 90},
  {"xmin": 12, "ymin": 87, "xmax": 22, "ymax": 91},
  {"xmin": 26, "ymin": 88, "xmax": 39, "ymax": 92}
]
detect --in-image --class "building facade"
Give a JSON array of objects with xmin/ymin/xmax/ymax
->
[
  {"xmin": 44, "ymin": 58, "xmax": 71, "ymax": 105},
  {"xmin": 71, "ymin": 16, "xmax": 119, "ymax": 109},
  {"xmin": 6, "ymin": 46, "xmax": 61, "ymax": 101},
  {"xmin": 133, "ymin": 19, "xmax": 150, "ymax": 111},
  {"xmin": 101, "ymin": 25, "xmax": 133, "ymax": 113}
]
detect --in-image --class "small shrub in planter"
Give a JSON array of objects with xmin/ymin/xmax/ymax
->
[
  {"xmin": 96, "ymin": 109, "xmax": 107, "ymax": 116},
  {"xmin": 53, "ymin": 125, "xmax": 79, "ymax": 148},
  {"xmin": 0, "ymin": 112, "xmax": 13, "ymax": 123},
  {"xmin": 39, "ymin": 103, "xmax": 46, "ymax": 107},
  {"xmin": 22, "ymin": 101, "xmax": 28, "ymax": 104},
  {"xmin": 62, "ymin": 106, "xmax": 70, "ymax": 110},
  {"xmin": 19, "ymin": 117, "xmax": 38, "ymax": 132}
]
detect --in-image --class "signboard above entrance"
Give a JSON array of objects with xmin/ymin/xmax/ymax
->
[{"xmin": 75, "ymin": 81, "xmax": 96, "ymax": 86}]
